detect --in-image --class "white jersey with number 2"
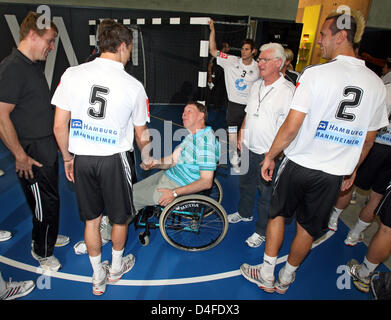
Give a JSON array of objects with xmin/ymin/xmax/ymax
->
[{"xmin": 285, "ymin": 55, "xmax": 389, "ymax": 176}]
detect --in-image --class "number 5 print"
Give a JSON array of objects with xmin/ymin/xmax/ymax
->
[{"xmin": 88, "ymin": 85, "xmax": 110, "ymax": 119}]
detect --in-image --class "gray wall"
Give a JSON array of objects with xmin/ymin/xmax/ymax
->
[
  {"xmin": 367, "ymin": 0, "xmax": 391, "ymax": 29},
  {"xmin": 0, "ymin": 0, "xmax": 299, "ymax": 21},
  {"xmin": 1, "ymin": 0, "xmax": 389, "ymax": 29}
]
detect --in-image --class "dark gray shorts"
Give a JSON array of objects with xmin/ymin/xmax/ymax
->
[
  {"xmin": 354, "ymin": 142, "xmax": 391, "ymax": 195},
  {"xmin": 74, "ymin": 151, "xmax": 135, "ymax": 224},
  {"xmin": 226, "ymin": 101, "xmax": 246, "ymax": 133},
  {"xmin": 375, "ymin": 184, "xmax": 391, "ymax": 228},
  {"xmin": 270, "ymin": 158, "xmax": 343, "ymax": 238}
]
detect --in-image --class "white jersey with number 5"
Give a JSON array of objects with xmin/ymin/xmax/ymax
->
[
  {"xmin": 52, "ymin": 58, "xmax": 150, "ymax": 156},
  {"xmin": 284, "ymin": 55, "xmax": 389, "ymax": 176}
]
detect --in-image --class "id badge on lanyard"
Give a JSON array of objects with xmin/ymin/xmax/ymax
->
[{"xmin": 253, "ymin": 82, "xmax": 273, "ymax": 118}]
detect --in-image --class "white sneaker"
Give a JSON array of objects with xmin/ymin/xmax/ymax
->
[
  {"xmin": 31, "ymin": 234, "xmax": 70, "ymax": 250},
  {"xmin": 227, "ymin": 212, "xmax": 253, "ymax": 224},
  {"xmin": 31, "ymin": 250, "xmax": 61, "ymax": 272},
  {"xmin": 0, "ymin": 169, "xmax": 4, "ymax": 177},
  {"xmin": 73, "ymin": 238, "xmax": 109, "ymax": 255},
  {"xmin": 231, "ymin": 163, "xmax": 240, "ymax": 174},
  {"xmin": 240, "ymin": 263, "xmax": 275, "ymax": 293},
  {"xmin": 0, "ymin": 230, "xmax": 12, "ymax": 242},
  {"xmin": 55, "ymin": 234, "xmax": 70, "ymax": 247},
  {"xmin": 274, "ymin": 267, "xmax": 296, "ymax": 294},
  {"xmin": 346, "ymin": 259, "xmax": 370, "ymax": 293},
  {"xmin": 328, "ymin": 216, "xmax": 338, "ymax": 232},
  {"xmin": 108, "ymin": 254, "xmax": 135, "ymax": 283},
  {"xmin": 92, "ymin": 260, "xmax": 109, "ymax": 296},
  {"xmin": 230, "ymin": 153, "xmax": 241, "ymax": 174},
  {"xmin": 344, "ymin": 231, "xmax": 364, "ymax": 247},
  {"xmin": 246, "ymin": 233, "xmax": 265, "ymax": 248},
  {"xmin": 0, "ymin": 279, "xmax": 35, "ymax": 300},
  {"xmin": 230, "ymin": 152, "xmax": 240, "ymax": 165}
]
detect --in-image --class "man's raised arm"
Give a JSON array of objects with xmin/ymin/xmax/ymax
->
[{"xmin": 209, "ymin": 19, "xmax": 218, "ymax": 58}]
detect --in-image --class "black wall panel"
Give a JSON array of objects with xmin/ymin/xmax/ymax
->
[{"xmin": 0, "ymin": 3, "xmax": 302, "ymax": 103}]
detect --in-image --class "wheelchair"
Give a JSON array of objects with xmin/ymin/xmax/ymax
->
[{"xmin": 134, "ymin": 178, "xmax": 228, "ymax": 252}]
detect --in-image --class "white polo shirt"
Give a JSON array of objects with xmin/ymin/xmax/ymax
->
[
  {"xmin": 52, "ymin": 58, "xmax": 150, "ymax": 156},
  {"xmin": 217, "ymin": 51, "xmax": 260, "ymax": 105},
  {"xmin": 284, "ymin": 55, "xmax": 389, "ymax": 176},
  {"xmin": 382, "ymin": 71, "xmax": 391, "ymax": 85},
  {"xmin": 243, "ymin": 75, "xmax": 294, "ymax": 155},
  {"xmin": 375, "ymin": 83, "xmax": 391, "ymax": 146}
]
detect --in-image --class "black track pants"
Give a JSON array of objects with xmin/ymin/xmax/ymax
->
[{"xmin": 18, "ymin": 135, "xmax": 60, "ymax": 258}]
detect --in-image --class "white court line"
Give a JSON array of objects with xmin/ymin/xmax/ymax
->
[{"xmin": 0, "ymin": 231, "xmax": 335, "ymax": 286}]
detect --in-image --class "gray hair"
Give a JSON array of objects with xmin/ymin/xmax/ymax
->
[{"xmin": 259, "ymin": 42, "xmax": 286, "ymax": 71}]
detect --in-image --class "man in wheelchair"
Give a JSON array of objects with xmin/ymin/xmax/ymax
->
[
  {"xmin": 74, "ymin": 101, "xmax": 220, "ymax": 254},
  {"xmin": 135, "ymin": 101, "xmax": 220, "ymax": 209}
]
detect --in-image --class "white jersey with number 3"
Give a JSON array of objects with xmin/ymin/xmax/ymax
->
[
  {"xmin": 52, "ymin": 58, "xmax": 150, "ymax": 156},
  {"xmin": 284, "ymin": 55, "xmax": 389, "ymax": 176},
  {"xmin": 217, "ymin": 52, "xmax": 260, "ymax": 105}
]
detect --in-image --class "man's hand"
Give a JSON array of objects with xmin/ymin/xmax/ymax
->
[
  {"xmin": 341, "ymin": 170, "xmax": 357, "ymax": 192},
  {"xmin": 261, "ymin": 153, "xmax": 275, "ymax": 182},
  {"xmin": 157, "ymin": 188, "xmax": 176, "ymax": 207},
  {"xmin": 237, "ymin": 132, "xmax": 242, "ymax": 151},
  {"xmin": 208, "ymin": 18, "xmax": 215, "ymax": 31},
  {"xmin": 64, "ymin": 158, "xmax": 74, "ymax": 182},
  {"xmin": 15, "ymin": 153, "xmax": 43, "ymax": 179},
  {"xmin": 140, "ymin": 158, "xmax": 157, "ymax": 170}
]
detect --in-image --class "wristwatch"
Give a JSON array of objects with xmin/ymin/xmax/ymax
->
[{"xmin": 172, "ymin": 189, "xmax": 178, "ymax": 198}]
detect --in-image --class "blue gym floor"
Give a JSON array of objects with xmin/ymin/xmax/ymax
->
[{"xmin": 0, "ymin": 104, "xmax": 389, "ymax": 303}]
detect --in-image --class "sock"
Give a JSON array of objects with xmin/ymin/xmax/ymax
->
[
  {"xmin": 89, "ymin": 254, "xmax": 104, "ymax": 279},
  {"xmin": 229, "ymin": 150, "xmax": 239, "ymax": 164},
  {"xmin": 359, "ymin": 256, "xmax": 378, "ymax": 278},
  {"xmin": 111, "ymin": 248, "xmax": 124, "ymax": 272},
  {"xmin": 330, "ymin": 207, "xmax": 343, "ymax": 220},
  {"xmin": 0, "ymin": 272, "xmax": 6, "ymax": 294},
  {"xmin": 262, "ymin": 254, "xmax": 277, "ymax": 279},
  {"xmin": 281, "ymin": 261, "xmax": 298, "ymax": 282},
  {"xmin": 351, "ymin": 219, "xmax": 370, "ymax": 237}
]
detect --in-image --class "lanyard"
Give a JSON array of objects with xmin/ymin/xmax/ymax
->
[{"xmin": 254, "ymin": 81, "xmax": 274, "ymax": 117}]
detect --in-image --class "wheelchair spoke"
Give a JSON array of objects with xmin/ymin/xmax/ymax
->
[
  {"xmin": 159, "ymin": 195, "xmax": 228, "ymax": 251},
  {"xmin": 162, "ymin": 209, "xmax": 226, "ymax": 250}
]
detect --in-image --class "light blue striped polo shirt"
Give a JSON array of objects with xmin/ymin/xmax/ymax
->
[{"xmin": 165, "ymin": 126, "xmax": 220, "ymax": 186}]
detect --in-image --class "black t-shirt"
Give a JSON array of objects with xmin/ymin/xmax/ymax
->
[
  {"xmin": 284, "ymin": 70, "xmax": 299, "ymax": 86},
  {"xmin": 0, "ymin": 48, "xmax": 54, "ymax": 140}
]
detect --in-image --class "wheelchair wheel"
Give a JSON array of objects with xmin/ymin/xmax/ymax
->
[
  {"xmin": 203, "ymin": 178, "xmax": 223, "ymax": 217},
  {"xmin": 210, "ymin": 178, "xmax": 223, "ymax": 204},
  {"xmin": 159, "ymin": 195, "xmax": 228, "ymax": 252}
]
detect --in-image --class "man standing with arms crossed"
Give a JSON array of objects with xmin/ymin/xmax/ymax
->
[
  {"xmin": 0, "ymin": 12, "xmax": 69, "ymax": 272},
  {"xmin": 240, "ymin": 9, "xmax": 389, "ymax": 294},
  {"xmin": 53, "ymin": 19, "xmax": 151, "ymax": 295},
  {"xmin": 209, "ymin": 19, "xmax": 259, "ymax": 173}
]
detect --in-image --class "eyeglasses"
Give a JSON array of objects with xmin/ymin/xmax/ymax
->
[{"xmin": 256, "ymin": 57, "xmax": 277, "ymax": 63}]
